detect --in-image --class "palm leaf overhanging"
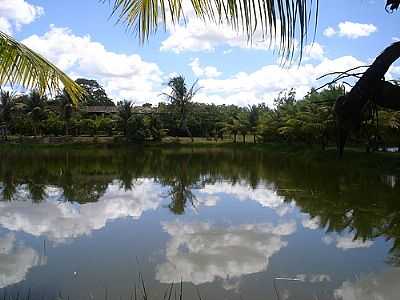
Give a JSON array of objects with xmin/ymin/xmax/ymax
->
[
  {"xmin": 0, "ymin": 31, "xmax": 85, "ymax": 104},
  {"xmin": 106, "ymin": 0, "xmax": 320, "ymax": 60}
]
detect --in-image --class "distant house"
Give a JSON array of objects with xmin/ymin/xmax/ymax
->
[
  {"xmin": 79, "ymin": 105, "xmax": 159, "ymax": 116},
  {"xmin": 80, "ymin": 106, "xmax": 118, "ymax": 116}
]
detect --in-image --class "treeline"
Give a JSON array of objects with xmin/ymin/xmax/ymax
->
[{"xmin": 1, "ymin": 77, "xmax": 400, "ymax": 149}]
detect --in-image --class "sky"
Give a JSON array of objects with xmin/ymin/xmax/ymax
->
[{"xmin": 1, "ymin": 0, "xmax": 400, "ymax": 107}]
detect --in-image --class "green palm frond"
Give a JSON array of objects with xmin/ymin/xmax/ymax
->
[
  {"xmin": 0, "ymin": 31, "xmax": 85, "ymax": 104},
  {"xmin": 106, "ymin": 0, "xmax": 319, "ymax": 60}
]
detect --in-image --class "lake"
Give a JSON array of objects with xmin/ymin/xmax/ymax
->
[{"xmin": 0, "ymin": 146, "xmax": 399, "ymax": 300}]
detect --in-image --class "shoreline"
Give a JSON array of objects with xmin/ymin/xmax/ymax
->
[{"xmin": 1, "ymin": 137, "xmax": 400, "ymax": 173}]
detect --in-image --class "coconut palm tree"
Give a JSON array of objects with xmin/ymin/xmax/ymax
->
[
  {"xmin": 164, "ymin": 75, "xmax": 199, "ymax": 142},
  {"xmin": 0, "ymin": 90, "xmax": 15, "ymax": 124},
  {"xmin": 25, "ymin": 90, "xmax": 47, "ymax": 136},
  {"xmin": 117, "ymin": 100, "xmax": 133, "ymax": 136}
]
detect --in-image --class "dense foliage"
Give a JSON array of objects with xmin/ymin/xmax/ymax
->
[{"xmin": 1, "ymin": 78, "xmax": 399, "ymax": 150}]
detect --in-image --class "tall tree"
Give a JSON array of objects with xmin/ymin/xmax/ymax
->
[
  {"xmin": 75, "ymin": 79, "xmax": 114, "ymax": 106},
  {"xmin": 117, "ymin": 100, "xmax": 133, "ymax": 136},
  {"xmin": 25, "ymin": 91, "xmax": 47, "ymax": 136},
  {"xmin": 0, "ymin": 90, "xmax": 15, "ymax": 125},
  {"xmin": 56, "ymin": 91, "xmax": 73, "ymax": 136},
  {"xmin": 248, "ymin": 105, "xmax": 259, "ymax": 143},
  {"xmin": 164, "ymin": 76, "xmax": 199, "ymax": 142}
]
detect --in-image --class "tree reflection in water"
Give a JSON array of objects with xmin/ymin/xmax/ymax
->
[{"xmin": 0, "ymin": 146, "xmax": 400, "ymax": 264}]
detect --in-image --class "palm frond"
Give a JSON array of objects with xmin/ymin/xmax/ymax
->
[
  {"xmin": 106, "ymin": 0, "xmax": 319, "ymax": 60},
  {"xmin": 0, "ymin": 31, "xmax": 85, "ymax": 104}
]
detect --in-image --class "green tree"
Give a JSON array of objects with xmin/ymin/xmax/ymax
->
[
  {"xmin": 117, "ymin": 100, "xmax": 133, "ymax": 136},
  {"xmin": 248, "ymin": 105, "xmax": 259, "ymax": 143},
  {"xmin": 164, "ymin": 76, "xmax": 200, "ymax": 142},
  {"xmin": 76, "ymin": 79, "xmax": 114, "ymax": 106},
  {"xmin": 25, "ymin": 91, "xmax": 48, "ymax": 136}
]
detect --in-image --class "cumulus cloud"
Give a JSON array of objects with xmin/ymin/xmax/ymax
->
[
  {"xmin": 160, "ymin": 1, "xmax": 282, "ymax": 53},
  {"xmin": 0, "ymin": 0, "xmax": 43, "ymax": 35},
  {"xmin": 194, "ymin": 55, "xmax": 365, "ymax": 107},
  {"xmin": 22, "ymin": 26, "xmax": 163, "ymax": 104},
  {"xmin": 0, "ymin": 180, "xmax": 165, "ymax": 243},
  {"xmin": 156, "ymin": 221, "xmax": 296, "ymax": 285},
  {"xmin": 0, "ymin": 233, "xmax": 44, "ymax": 288},
  {"xmin": 189, "ymin": 58, "xmax": 221, "ymax": 78},
  {"xmin": 303, "ymin": 43, "xmax": 325, "ymax": 61},
  {"xmin": 195, "ymin": 181, "xmax": 293, "ymax": 216},
  {"xmin": 334, "ymin": 268, "xmax": 400, "ymax": 300},
  {"xmin": 323, "ymin": 22, "xmax": 377, "ymax": 39},
  {"xmin": 322, "ymin": 235, "xmax": 373, "ymax": 251}
]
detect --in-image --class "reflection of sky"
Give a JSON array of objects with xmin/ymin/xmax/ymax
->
[
  {"xmin": 156, "ymin": 220, "xmax": 296, "ymax": 285},
  {"xmin": 195, "ymin": 181, "xmax": 294, "ymax": 216},
  {"xmin": 0, "ymin": 179, "xmax": 166, "ymax": 243},
  {"xmin": 0, "ymin": 233, "xmax": 44, "ymax": 288},
  {"xmin": 334, "ymin": 268, "xmax": 400, "ymax": 300}
]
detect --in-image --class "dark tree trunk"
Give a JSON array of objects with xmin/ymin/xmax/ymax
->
[
  {"xmin": 335, "ymin": 42, "xmax": 400, "ymax": 156},
  {"xmin": 242, "ymin": 134, "xmax": 246, "ymax": 144}
]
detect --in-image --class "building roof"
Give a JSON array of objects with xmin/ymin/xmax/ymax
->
[{"xmin": 81, "ymin": 106, "xmax": 118, "ymax": 113}]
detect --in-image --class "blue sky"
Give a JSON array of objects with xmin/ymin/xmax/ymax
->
[{"xmin": 2, "ymin": 0, "xmax": 400, "ymax": 106}]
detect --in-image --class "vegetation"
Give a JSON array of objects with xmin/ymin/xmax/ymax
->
[{"xmin": 1, "ymin": 80, "xmax": 400, "ymax": 151}]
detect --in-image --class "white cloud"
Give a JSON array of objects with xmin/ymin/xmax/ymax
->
[
  {"xmin": 0, "ymin": 0, "xmax": 43, "ymax": 34},
  {"xmin": 160, "ymin": 2, "xmax": 281, "ymax": 53},
  {"xmin": 334, "ymin": 268, "xmax": 400, "ymax": 300},
  {"xmin": 156, "ymin": 221, "xmax": 296, "ymax": 285},
  {"xmin": 194, "ymin": 55, "xmax": 365, "ymax": 107},
  {"xmin": 189, "ymin": 58, "xmax": 221, "ymax": 78},
  {"xmin": 323, "ymin": 22, "xmax": 377, "ymax": 39},
  {"xmin": 0, "ymin": 233, "xmax": 44, "ymax": 288},
  {"xmin": 323, "ymin": 27, "xmax": 336, "ymax": 38},
  {"xmin": 0, "ymin": 180, "xmax": 165, "ymax": 243},
  {"xmin": 392, "ymin": 37, "xmax": 400, "ymax": 42},
  {"xmin": 22, "ymin": 26, "xmax": 163, "ymax": 104},
  {"xmin": 322, "ymin": 234, "xmax": 373, "ymax": 251},
  {"xmin": 303, "ymin": 43, "xmax": 325, "ymax": 61}
]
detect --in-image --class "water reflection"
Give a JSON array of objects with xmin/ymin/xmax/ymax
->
[
  {"xmin": 0, "ymin": 180, "xmax": 165, "ymax": 243},
  {"xmin": 0, "ymin": 147, "xmax": 399, "ymax": 298},
  {"xmin": 0, "ymin": 233, "xmax": 45, "ymax": 288},
  {"xmin": 156, "ymin": 221, "xmax": 296, "ymax": 286},
  {"xmin": 334, "ymin": 268, "xmax": 400, "ymax": 300}
]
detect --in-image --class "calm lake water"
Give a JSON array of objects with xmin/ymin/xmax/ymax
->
[{"xmin": 0, "ymin": 147, "xmax": 399, "ymax": 300}]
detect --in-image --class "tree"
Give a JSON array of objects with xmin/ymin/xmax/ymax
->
[
  {"xmin": 25, "ymin": 91, "xmax": 47, "ymax": 136},
  {"xmin": 75, "ymin": 79, "xmax": 114, "ymax": 106},
  {"xmin": 248, "ymin": 105, "xmax": 259, "ymax": 143},
  {"xmin": 0, "ymin": 90, "xmax": 15, "ymax": 126},
  {"xmin": 164, "ymin": 76, "xmax": 200, "ymax": 142},
  {"xmin": 117, "ymin": 100, "xmax": 133, "ymax": 136},
  {"xmin": 56, "ymin": 91, "xmax": 73, "ymax": 136}
]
